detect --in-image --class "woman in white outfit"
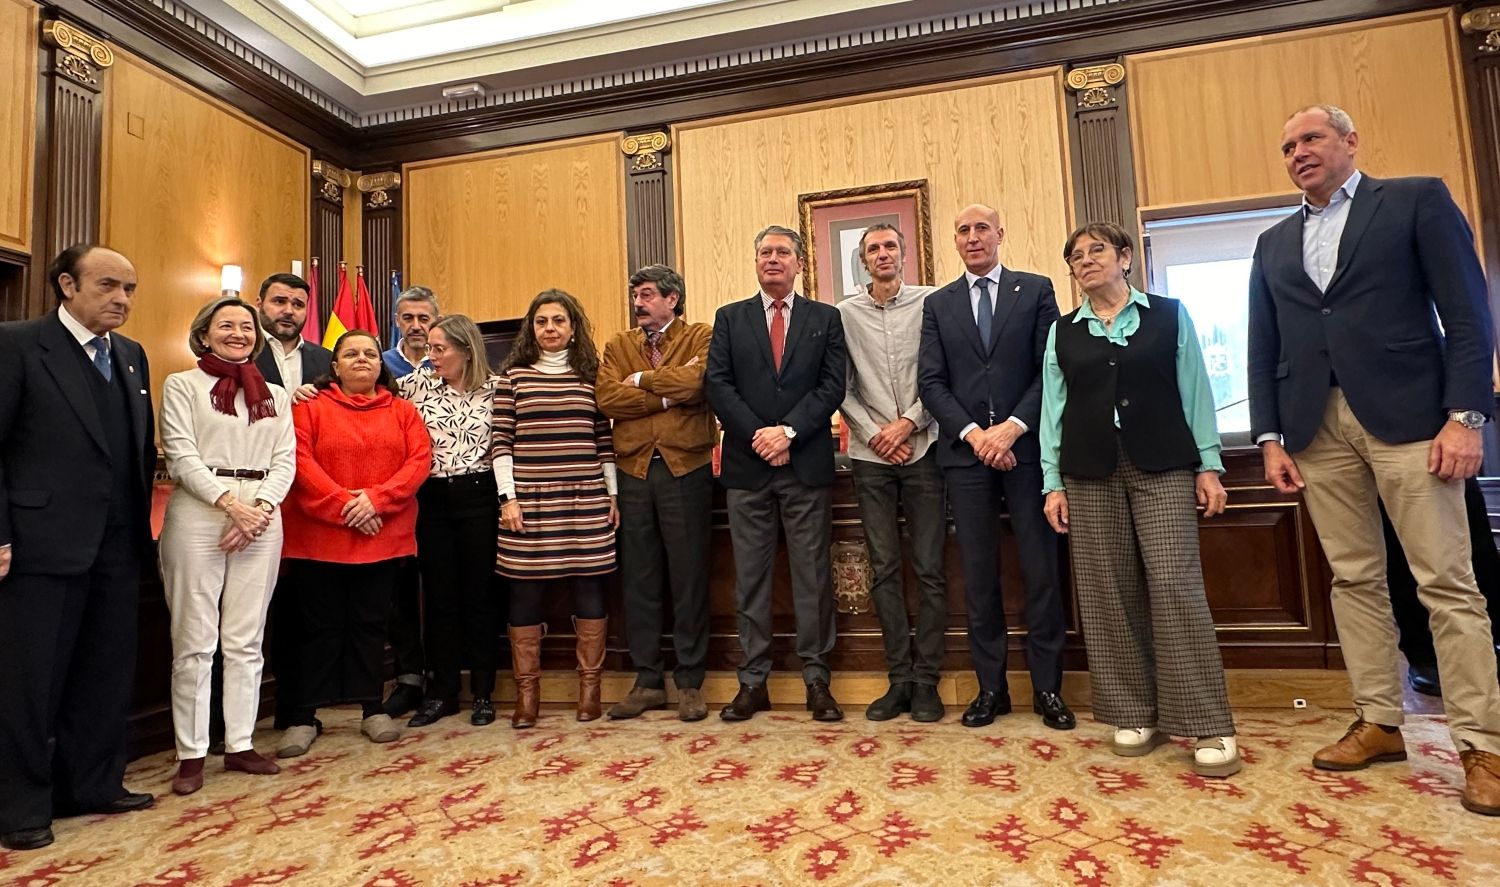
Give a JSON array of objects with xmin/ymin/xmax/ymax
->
[{"xmin": 159, "ymin": 296, "xmax": 295, "ymax": 795}]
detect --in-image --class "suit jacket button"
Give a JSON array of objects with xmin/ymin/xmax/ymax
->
[
  {"xmin": 1321, "ymin": 308, "xmax": 1331, "ymax": 316},
  {"xmin": 1119, "ymin": 398, "xmax": 1130, "ymax": 407},
  {"xmin": 1107, "ymin": 358, "xmax": 1117, "ymax": 366}
]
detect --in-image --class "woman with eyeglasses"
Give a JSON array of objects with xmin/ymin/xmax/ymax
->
[
  {"xmin": 399, "ymin": 314, "xmax": 504, "ymax": 728},
  {"xmin": 1039, "ymin": 221, "xmax": 1239, "ymax": 778}
]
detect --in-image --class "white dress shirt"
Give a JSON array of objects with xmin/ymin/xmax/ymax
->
[
  {"xmin": 265, "ymin": 335, "xmax": 306, "ymax": 388},
  {"xmin": 958, "ymin": 265, "xmax": 1028, "ymax": 439},
  {"xmin": 57, "ymin": 303, "xmax": 109, "ymax": 361},
  {"xmin": 1302, "ymin": 169, "xmax": 1362, "ymax": 292}
]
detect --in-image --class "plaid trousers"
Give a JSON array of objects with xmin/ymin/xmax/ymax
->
[{"xmin": 1064, "ymin": 441, "xmax": 1235, "ymax": 737}]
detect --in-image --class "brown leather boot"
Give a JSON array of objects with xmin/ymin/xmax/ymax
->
[
  {"xmin": 1312, "ymin": 718, "xmax": 1406, "ymax": 770},
  {"xmin": 172, "ymin": 757, "xmax": 206, "ymax": 796},
  {"xmin": 574, "ymin": 616, "xmax": 607, "ymax": 722},
  {"xmin": 1460, "ymin": 748, "xmax": 1500, "ymax": 815},
  {"xmin": 509, "ymin": 624, "xmax": 544, "ymax": 729}
]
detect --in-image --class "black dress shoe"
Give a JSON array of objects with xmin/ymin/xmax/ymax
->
[
  {"xmin": 408, "ymin": 697, "xmax": 460, "ymax": 727},
  {"xmin": 910, "ymin": 683, "xmax": 946, "ymax": 723},
  {"xmin": 961, "ymin": 690, "xmax": 1011, "ymax": 728},
  {"xmin": 82, "ymin": 792, "xmax": 155, "ymax": 815},
  {"xmin": 1407, "ymin": 664, "xmax": 1442, "ymax": 697},
  {"xmin": 471, "ymin": 697, "xmax": 496, "ymax": 726},
  {"xmin": 720, "ymin": 684, "xmax": 771, "ymax": 721},
  {"xmin": 806, "ymin": 680, "xmax": 844, "ymax": 722},
  {"xmin": 1, "ymin": 826, "xmax": 54, "ymax": 851},
  {"xmin": 383, "ymin": 683, "xmax": 425, "ymax": 718},
  {"xmin": 1033, "ymin": 690, "xmax": 1076, "ymax": 730},
  {"xmin": 865, "ymin": 683, "xmax": 912, "ymax": 721}
]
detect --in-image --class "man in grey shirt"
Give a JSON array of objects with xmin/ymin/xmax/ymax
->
[{"xmin": 837, "ymin": 223, "xmax": 947, "ymax": 722}]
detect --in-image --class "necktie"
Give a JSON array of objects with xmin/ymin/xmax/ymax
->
[
  {"xmin": 90, "ymin": 337, "xmax": 112, "ymax": 381},
  {"xmin": 645, "ymin": 331, "xmax": 663, "ymax": 368},
  {"xmin": 770, "ymin": 299, "xmax": 787, "ymax": 371},
  {"xmin": 975, "ymin": 278, "xmax": 993, "ymax": 347}
]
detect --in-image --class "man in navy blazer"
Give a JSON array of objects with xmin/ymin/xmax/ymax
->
[
  {"xmin": 1247, "ymin": 104, "xmax": 1500, "ymax": 814},
  {"xmin": 706, "ymin": 225, "xmax": 847, "ymax": 722},
  {"xmin": 0, "ymin": 245, "xmax": 158, "ymax": 850},
  {"xmin": 918, "ymin": 204, "xmax": 1074, "ymax": 731}
]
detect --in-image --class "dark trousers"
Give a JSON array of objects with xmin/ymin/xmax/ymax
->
[
  {"xmin": 1388, "ymin": 476, "xmax": 1500, "ymax": 667},
  {"xmin": 618, "ymin": 460, "xmax": 712, "ymax": 690},
  {"xmin": 726, "ymin": 468, "xmax": 836, "ymax": 686},
  {"xmin": 849, "ymin": 452, "xmax": 949, "ymax": 686},
  {"xmin": 293, "ymin": 559, "xmax": 399, "ymax": 719},
  {"xmin": 417, "ymin": 473, "xmax": 500, "ymax": 700},
  {"xmin": 0, "ymin": 531, "xmax": 139, "ymax": 832},
  {"xmin": 388, "ymin": 557, "xmax": 425, "ymax": 687},
  {"xmin": 945, "ymin": 459, "xmax": 1066, "ymax": 693},
  {"xmin": 267, "ymin": 568, "xmax": 304, "ymax": 729}
]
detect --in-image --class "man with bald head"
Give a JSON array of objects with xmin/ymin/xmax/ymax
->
[
  {"xmin": 0, "ymin": 245, "xmax": 157, "ymax": 849},
  {"xmin": 918, "ymin": 204, "xmax": 1074, "ymax": 732}
]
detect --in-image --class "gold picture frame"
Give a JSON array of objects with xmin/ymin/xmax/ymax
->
[{"xmin": 797, "ymin": 180, "xmax": 933, "ymax": 303}]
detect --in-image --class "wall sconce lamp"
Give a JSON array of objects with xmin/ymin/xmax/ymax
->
[{"xmin": 220, "ymin": 264, "xmax": 243, "ymax": 297}]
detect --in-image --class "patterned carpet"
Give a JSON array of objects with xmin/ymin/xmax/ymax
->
[{"xmin": 3, "ymin": 707, "xmax": 1497, "ymax": 886}]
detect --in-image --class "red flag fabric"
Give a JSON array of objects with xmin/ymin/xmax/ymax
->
[
  {"xmin": 322, "ymin": 262, "xmax": 356, "ymax": 350},
  {"xmin": 304, "ymin": 259, "xmax": 323, "ymax": 345},
  {"xmin": 354, "ymin": 267, "xmax": 379, "ymax": 335}
]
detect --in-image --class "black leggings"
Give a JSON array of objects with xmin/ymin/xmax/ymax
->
[{"xmin": 508, "ymin": 576, "xmax": 608, "ymax": 626}]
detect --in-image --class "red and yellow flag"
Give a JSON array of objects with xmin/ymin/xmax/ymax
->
[{"xmin": 322, "ymin": 263, "xmax": 380, "ymax": 349}]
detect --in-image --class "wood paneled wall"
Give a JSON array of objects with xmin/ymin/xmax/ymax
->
[
  {"xmin": 1127, "ymin": 10, "xmax": 1477, "ymax": 222},
  {"xmin": 0, "ymin": 0, "xmax": 37, "ymax": 254},
  {"xmin": 673, "ymin": 70, "xmax": 1075, "ymax": 316},
  {"xmin": 404, "ymin": 134, "xmax": 629, "ymax": 341},
  {"xmin": 102, "ymin": 51, "xmax": 309, "ymax": 412}
]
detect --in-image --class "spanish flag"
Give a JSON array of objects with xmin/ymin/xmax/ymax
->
[{"xmin": 322, "ymin": 262, "xmax": 380, "ymax": 349}]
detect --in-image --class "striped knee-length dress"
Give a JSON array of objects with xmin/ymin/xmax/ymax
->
[{"xmin": 492, "ymin": 365, "xmax": 616, "ymax": 579}]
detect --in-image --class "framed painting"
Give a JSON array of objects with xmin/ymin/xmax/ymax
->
[{"xmin": 797, "ymin": 180, "xmax": 933, "ymax": 303}]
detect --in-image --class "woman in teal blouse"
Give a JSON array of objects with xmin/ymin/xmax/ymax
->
[{"xmin": 1039, "ymin": 221, "xmax": 1240, "ymax": 778}]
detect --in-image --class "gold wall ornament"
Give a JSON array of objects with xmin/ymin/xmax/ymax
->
[
  {"xmin": 831, "ymin": 539, "xmax": 873, "ymax": 616},
  {"xmin": 365, "ymin": 189, "xmax": 393, "ymax": 210},
  {"xmin": 1065, "ymin": 62, "xmax": 1125, "ymax": 108},
  {"xmin": 43, "ymin": 20, "xmax": 114, "ymax": 88},
  {"xmin": 622, "ymin": 132, "xmax": 671, "ymax": 173},
  {"xmin": 312, "ymin": 160, "xmax": 354, "ymax": 206},
  {"xmin": 1462, "ymin": 7, "xmax": 1500, "ymax": 53},
  {"xmin": 357, "ymin": 171, "xmax": 401, "ymax": 210}
]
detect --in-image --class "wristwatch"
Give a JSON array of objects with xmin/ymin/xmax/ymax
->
[
  {"xmin": 782, "ymin": 425, "xmax": 797, "ymax": 440},
  {"xmin": 256, "ymin": 500, "xmax": 274, "ymax": 515},
  {"xmin": 1449, "ymin": 409, "xmax": 1487, "ymax": 429}
]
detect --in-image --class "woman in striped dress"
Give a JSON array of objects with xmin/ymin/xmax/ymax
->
[{"xmin": 494, "ymin": 289, "xmax": 618, "ymax": 728}]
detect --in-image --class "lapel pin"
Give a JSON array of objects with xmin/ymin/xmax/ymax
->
[
  {"xmin": 128, "ymin": 366, "xmax": 135, "ymax": 374},
  {"xmin": 1014, "ymin": 285, "xmax": 1021, "ymax": 292}
]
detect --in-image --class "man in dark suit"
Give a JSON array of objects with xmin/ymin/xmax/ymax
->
[
  {"xmin": 706, "ymin": 224, "xmax": 847, "ymax": 722},
  {"xmin": 0, "ymin": 245, "xmax": 157, "ymax": 851},
  {"xmin": 918, "ymin": 204, "xmax": 1074, "ymax": 732},
  {"xmin": 1247, "ymin": 103, "xmax": 1500, "ymax": 815},
  {"xmin": 251, "ymin": 273, "xmax": 337, "ymax": 736}
]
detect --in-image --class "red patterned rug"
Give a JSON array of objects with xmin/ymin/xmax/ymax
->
[{"xmin": 2, "ymin": 708, "xmax": 1496, "ymax": 886}]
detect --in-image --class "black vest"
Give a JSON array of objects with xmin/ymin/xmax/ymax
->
[
  {"xmin": 1054, "ymin": 293, "xmax": 1200, "ymax": 478},
  {"xmin": 74, "ymin": 342, "xmax": 142, "ymax": 527}
]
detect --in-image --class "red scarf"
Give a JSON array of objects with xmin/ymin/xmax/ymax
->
[{"xmin": 198, "ymin": 352, "xmax": 277, "ymax": 422}]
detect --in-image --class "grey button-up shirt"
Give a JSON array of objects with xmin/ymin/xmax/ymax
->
[
  {"xmin": 836, "ymin": 284, "xmax": 937, "ymax": 464},
  {"xmin": 1302, "ymin": 169, "xmax": 1362, "ymax": 292}
]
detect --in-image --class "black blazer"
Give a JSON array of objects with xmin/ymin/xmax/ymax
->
[
  {"xmin": 918, "ymin": 267, "xmax": 1060, "ymax": 468},
  {"xmin": 255, "ymin": 338, "xmax": 333, "ymax": 388},
  {"xmin": 1247, "ymin": 175, "xmax": 1494, "ymax": 453},
  {"xmin": 0, "ymin": 310, "xmax": 156, "ymax": 575},
  {"xmin": 706, "ymin": 293, "xmax": 846, "ymax": 490}
]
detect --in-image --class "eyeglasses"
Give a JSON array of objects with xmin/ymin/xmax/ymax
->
[{"xmin": 1065, "ymin": 242, "xmax": 1115, "ymax": 267}]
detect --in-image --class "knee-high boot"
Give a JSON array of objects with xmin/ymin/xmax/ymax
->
[
  {"xmin": 509, "ymin": 624, "xmax": 544, "ymax": 729},
  {"xmin": 574, "ymin": 616, "xmax": 607, "ymax": 722}
]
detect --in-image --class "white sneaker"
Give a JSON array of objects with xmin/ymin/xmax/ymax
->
[
  {"xmin": 276, "ymin": 725, "xmax": 317, "ymax": 759},
  {"xmin": 1193, "ymin": 736, "xmax": 1242, "ymax": 777},
  {"xmin": 362, "ymin": 713, "xmax": 401, "ymax": 743},
  {"xmin": 1112, "ymin": 727, "xmax": 1169, "ymax": 757}
]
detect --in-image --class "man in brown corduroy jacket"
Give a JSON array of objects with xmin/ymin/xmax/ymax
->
[{"xmin": 596, "ymin": 264, "xmax": 717, "ymax": 722}]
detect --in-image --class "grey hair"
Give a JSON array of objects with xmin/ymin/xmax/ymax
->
[
  {"xmin": 396, "ymin": 285, "xmax": 440, "ymax": 314},
  {"xmin": 754, "ymin": 225, "xmax": 807, "ymax": 264},
  {"xmin": 1290, "ymin": 104, "xmax": 1356, "ymax": 137},
  {"xmin": 628, "ymin": 264, "xmax": 686, "ymax": 316}
]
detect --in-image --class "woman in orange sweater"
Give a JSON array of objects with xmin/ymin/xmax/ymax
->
[{"xmin": 275, "ymin": 330, "xmax": 431, "ymax": 758}]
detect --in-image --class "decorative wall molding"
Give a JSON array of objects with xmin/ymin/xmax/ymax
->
[
  {"xmin": 1064, "ymin": 61, "xmax": 1125, "ymax": 108},
  {"xmin": 1064, "ymin": 58, "xmax": 1139, "ymax": 284},
  {"xmin": 38, "ymin": 17, "xmax": 108, "ymax": 266},
  {"xmin": 622, "ymin": 131, "xmax": 673, "ymax": 272},
  {"xmin": 43, "ymin": 19, "xmax": 114, "ymax": 87},
  {"xmin": 357, "ymin": 170, "xmax": 401, "ymax": 210},
  {"xmin": 621, "ymin": 131, "xmax": 670, "ymax": 173},
  {"xmin": 1462, "ymin": 6, "xmax": 1500, "ymax": 53},
  {"xmin": 312, "ymin": 158, "xmax": 353, "ymax": 205}
]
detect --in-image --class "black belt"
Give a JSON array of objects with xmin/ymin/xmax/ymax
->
[
  {"xmin": 213, "ymin": 468, "xmax": 267, "ymax": 480},
  {"xmin": 433, "ymin": 471, "xmax": 494, "ymax": 484}
]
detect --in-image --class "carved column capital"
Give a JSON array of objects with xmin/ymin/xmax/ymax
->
[
  {"xmin": 312, "ymin": 160, "xmax": 353, "ymax": 206},
  {"xmin": 1064, "ymin": 62, "xmax": 1125, "ymax": 109},
  {"xmin": 1462, "ymin": 7, "xmax": 1500, "ymax": 53},
  {"xmin": 622, "ymin": 132, "xmax": 671, "ymax": 174},
  {"xmin": 42, "ymin": 20, "xmax": 113, "ymax": 92},
  {"xmin": 357, "ymin": 171, "xmax": 402, "ymax": 210}
]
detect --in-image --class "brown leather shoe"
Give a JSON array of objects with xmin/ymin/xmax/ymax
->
[
  {"xmin": 1312, "ymin": 719, "xmax": 1406, "ymax": 771},
  {"xmin": 608, "ymin": 686, "xmax": 668, "ymax": 720},
  {"xmin": 677, "ymin": 688, "xmax": 708, "ymax": 722},
  {"xmin": 1460, "ymin": 747, "xmax": 1500, "ymax": 815},
  {"xmin": 509, "ymin": 624, "xmax": 545, "ymax": 729},
  {"xmin": 574, "ymin": 617, "xmax": 608, "ymax": 722},
  {"xmin": 172, "ymin": 757, "xmax": 206, "ymax": 796},
  {"xmin": 224, "ymin": 749, "xmax": 281, "ymax": 775}
]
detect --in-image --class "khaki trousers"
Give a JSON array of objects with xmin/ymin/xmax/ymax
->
[{"xmin": 1296, "ymin": 389, "xmax": 1500, "ymax": 753}]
